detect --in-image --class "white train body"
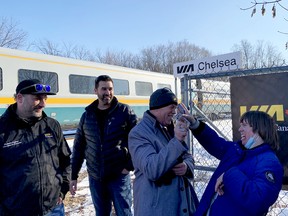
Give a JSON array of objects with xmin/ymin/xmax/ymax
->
[{"xmin": 0, "ymin": 47, "xmax": 180, "ymax": 129}]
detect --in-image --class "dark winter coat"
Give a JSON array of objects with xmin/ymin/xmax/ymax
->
[
  {"xmin": 193, "ymin": 122, "xmax": 283, "ymax": 216},
  {"xmin": 0, "ymin": 103, "xmax": 71, "ymax": 216},
  {"xmin": 71, "ymin": 97, "xmax": 137, "ymax": 181}
]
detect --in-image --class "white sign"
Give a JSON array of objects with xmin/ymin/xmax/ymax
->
[{"xmin": 173, "ymin": 51, "xmax": 242, "ymax": 78}]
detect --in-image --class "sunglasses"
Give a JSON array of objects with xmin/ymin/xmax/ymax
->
[{"xmin": 19, "ymin": 84, "xmax": 51, "ymax": 93}]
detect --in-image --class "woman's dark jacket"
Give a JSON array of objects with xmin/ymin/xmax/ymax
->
[
  {"xmin": 0, "ymin": 103, "xmax": 71, "ymax": 216},
  {"xmin": 71, "ymin": 97, "xmax": 138, "ymax": 181}
]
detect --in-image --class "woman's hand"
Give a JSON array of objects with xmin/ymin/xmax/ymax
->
[{"xmin": 215, "ymin": 173, "xmax": 225, "ymax": 196}]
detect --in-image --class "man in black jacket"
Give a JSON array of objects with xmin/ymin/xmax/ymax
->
[
  {"xmin": 0, "ymin": 79, "xmax": 71, "ymax": 216},
  {"xmin": 70, "ymin": 75, "xmax": 138, "ymax": 216}
]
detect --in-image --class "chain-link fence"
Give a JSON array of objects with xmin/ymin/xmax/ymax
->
[{"xmin": 181, "ymin": 65, "xmax": 288, "ymax": 215}]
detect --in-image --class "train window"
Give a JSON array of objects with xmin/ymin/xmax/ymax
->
[
  {"xmin": 135, "ymin": 81, "xmax": 153, "ymax": 96},
  {"xmin": 0, "ymin": 68, "xmax": 2, "ymax": 90},
  {"xmin": 157, "ymin": 83, "xmax": 171, "ymax": 89},
  {"xmin": 18, "ymin": 69, "xmax": 58, "ymax": 93},
  {"xmin": 69, "ymin": 75, "xmax": 95, "ymax": 94},
  {"xmin": 69, "ymin": 75, "xmax": 129, "ymax": 95},
  {"xmin": 114, "ymin": 79, "xmax": 129, "ymax": 95}
]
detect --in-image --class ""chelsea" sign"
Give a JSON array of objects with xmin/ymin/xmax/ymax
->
[{"xmin": 173, "ymin": 52, "xmax": 242, "ymax": 78}]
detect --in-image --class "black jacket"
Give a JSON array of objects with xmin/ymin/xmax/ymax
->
[
  {"xmin": 0, "ymin": 103, "xmax": 71, "ymax": 216},
  {"xmin": 71, "ymin": 97, "xmax": 138, "ymax": 181}
]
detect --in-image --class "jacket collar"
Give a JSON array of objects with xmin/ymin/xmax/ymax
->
[
  {"xmin": 3, "ymin": 103, "xmax": 47, "ymax": 125},
  {"xmin": 144, "ymin": 110, "xmax": 174, "ymax": 136},
  {"xmin": 86, "ymin": 96, "xmax": 118, "ymax": 113}
]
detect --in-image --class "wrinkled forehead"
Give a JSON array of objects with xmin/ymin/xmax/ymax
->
[
  {"xmin": 27, "ymin": 94, "xmax": 48, "ymax": 100},
  {"xmin": 159, "ymin": 104, "xmax": 177, "ymax": 111}
]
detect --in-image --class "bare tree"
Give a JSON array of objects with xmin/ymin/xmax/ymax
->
[
  {"xmin": 0, "ymin": 17, "xmax": 27, "ymax": 49},
  {"xmin": 232, "ymin": 39, "xmax": 284, "ymax": 68},
  {"xmin": 241, "ymin": 1, "xmax": 288, "ymax": 49},
  {"xmin": 94, "ymin": 49, "xmax": 139, "ymax": 68},
  {"xmin": 31, "ymin": 39, "xmax": 62, "ymax": 56},
  {"xmin": 137, "ymin": 40, "xmax": 211, "ymax": 74},
  {"xmin": 94, "ymin": 40, "xmax": 211, "ymax": 74},
  {"xmin": 233, "ymin": 40, "xmax": 254, "ymax": 68},
  {"xmin": 29, "ymin": 37, "xmax": 284, "ymax": 75},
  {"xmin": 139, "ymin": 45, "xmax": 167, "ymax": 72},
  {"xmin": 62, "ymin": 43, "xmax": 95, "ymax": 61},
  {"xmin": 31, "ymin": 39, "xmax": 95, "ymax": 61},
  {"xmin": 241, "ymin": 0, "xmax": 288, "ymax": 18}
]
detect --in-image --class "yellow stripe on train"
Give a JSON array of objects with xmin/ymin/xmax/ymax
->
[{"xmin": 0, "ymin": 97, "xmax": 149, "ymax": 105}]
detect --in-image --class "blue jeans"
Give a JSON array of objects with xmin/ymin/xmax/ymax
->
[
  {"xmin": 44, "ymin": 203, "xmax": 65, "ymax": 216},
  {"xmin": 89, "ymin": 174, "xmax": 133, "ymax": 216}
]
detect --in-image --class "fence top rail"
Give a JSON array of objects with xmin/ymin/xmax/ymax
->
[{"xmin": 184, "ymin": 65, "xmax": 288, "ymax": 79}]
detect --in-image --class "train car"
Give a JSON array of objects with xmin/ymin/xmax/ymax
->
[{"xmin": 0, "ymin": 47, "xmax": 180, "ymax": 129}]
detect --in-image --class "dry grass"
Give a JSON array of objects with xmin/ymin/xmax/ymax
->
[
  {"xmin": 64, "ymin": 171, "xmax": 90, "ymax": 215},
  {"xmin": 63, "ymin": 170, "xmax": 117, "ymax": 215}
]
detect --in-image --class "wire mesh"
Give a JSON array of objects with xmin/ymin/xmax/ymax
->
[{"xmin": 185, "ymin": 64, "xmax": 288, "ymax": 215}]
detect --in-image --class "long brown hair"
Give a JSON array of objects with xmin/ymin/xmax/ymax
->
[{"xmin": 240, "ymin": 111, "xmax": 279, "ymax": 151}]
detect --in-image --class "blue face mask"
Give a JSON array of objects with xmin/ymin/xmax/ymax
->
[{"xmin": 245, "ymin": 136, "xmax": 255, "ymax": 149}]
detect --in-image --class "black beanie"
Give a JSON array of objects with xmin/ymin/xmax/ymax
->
[{"xmin": 149, "ymin": 87, "xmax": 178, "ymax": 110}]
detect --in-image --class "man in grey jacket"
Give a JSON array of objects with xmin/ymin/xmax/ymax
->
[{"xmin": 128, "ymin": 87, "xmax": 198, "ymax": 216}]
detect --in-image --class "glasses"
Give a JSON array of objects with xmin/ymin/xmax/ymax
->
[{"xmin": 19, "ymin": 84, "xmax": 51, "ymax": 93}]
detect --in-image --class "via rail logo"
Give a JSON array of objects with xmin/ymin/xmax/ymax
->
[
  {"xmin": 173, "ymin": 52, "xmax": 242, "ymax": 78},
  {"xmin": 240, "ymin": 104, "xmax": 286, "ymax": 122}
]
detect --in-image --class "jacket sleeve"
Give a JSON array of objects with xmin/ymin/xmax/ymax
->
[
  {"xmin": 182, "ymin": 151, "xmax": 195, "ymax": 179},
  {"xmin": 56, "ymin": 122, "xmax": 72, "ymax": 199},
  {"xmin": 192, "ymin": 121, "xmax": 233, "ymax": 160},
  {"xmin": 71, "ymin": 113, "xmax": 87, "ymax": 180},
  {"xmin": 124, "ymin": 106, "xmax": 138, "ymax": 171}
]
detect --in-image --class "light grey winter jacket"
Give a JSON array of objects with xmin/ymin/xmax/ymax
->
[{"xmin": 128, "ymin": 111, "xmax": 198, "ymax": 216}]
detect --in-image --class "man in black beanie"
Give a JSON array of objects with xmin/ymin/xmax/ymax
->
[
  {"xmin": 128, "ymin": 87, "xmax": 198, "ymax": 216},
  {"xmin": 149, "ymin": 87, "xmax": 178, "ymax": 110}
]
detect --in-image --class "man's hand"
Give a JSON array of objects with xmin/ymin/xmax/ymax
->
[
  {"xmin": 69, "ymin": 180, "xmax": 78, "ymax": 196},
  {"xmin": 57, "ymin": 197, "xmax": 63, "ymax": 205},
  {"xmin": 172, "ymin": 162, "xmax": 187, "ymax": 176},
  {"xmin": 121, "ymin": 168, "xmax": 130, "ymax": 174},
  {"xmin": 174, "ymin": 120, "xmax": 188, "ymax": 142}
]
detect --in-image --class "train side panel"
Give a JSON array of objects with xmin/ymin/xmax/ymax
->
[{"xmin": 0, "ymin": 47, "xmax": 180, "ymax": 129}]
